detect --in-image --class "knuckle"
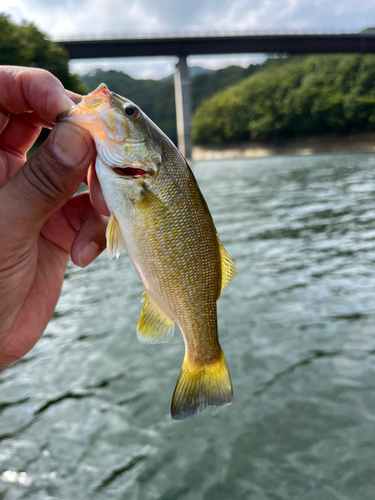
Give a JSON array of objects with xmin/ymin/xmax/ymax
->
[{"xmin": 22, "ymin": 150, "xmax": 68, "ymax": 205}]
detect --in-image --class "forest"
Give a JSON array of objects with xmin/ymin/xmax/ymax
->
[{"xmin": 192, "ymin": 54, "xmax": 375, "ymax": 144}]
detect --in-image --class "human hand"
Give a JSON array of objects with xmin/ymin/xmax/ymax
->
[{"xmin": 0, "ymin": 66, "xmax": 107, "ymax": 370}]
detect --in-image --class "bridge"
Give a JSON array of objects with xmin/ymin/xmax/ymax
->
[{"xmin": 60, "ymin": 32, "xmax": 375, "ymax": 159}]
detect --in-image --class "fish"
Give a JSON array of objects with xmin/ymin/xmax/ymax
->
[{"xmin": 59, "ymin": 84, "xmax": 237, "ymax": 420}]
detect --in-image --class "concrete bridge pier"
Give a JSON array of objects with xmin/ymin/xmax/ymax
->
[{"xmin": 174, "ymin": 56, "xmax": 192, "ymax": 161}]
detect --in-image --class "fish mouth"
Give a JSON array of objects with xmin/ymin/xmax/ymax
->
[{"xmin": 113, "ymin": 166, "xmax": 149, "ymax": 178}]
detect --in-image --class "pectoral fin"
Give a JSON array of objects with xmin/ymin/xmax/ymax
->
[
  {"xmin": 218, "ymin": 237, "xmax": 237, "ymax": 295},
  {"xmin": 106, "ymin": 212, "xmax": 125, "ymax": 260},
  {"xmin": 137, "ymin": 291, "xmax": 175, "ymax": 344}
]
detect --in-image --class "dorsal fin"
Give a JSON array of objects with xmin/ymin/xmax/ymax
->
[
  {"xmin": 217, "ymin": 236, "xmax": 237, "ymax": 295},
  {"xmin": 137, "ymin": 291, "xmax": 175, "ymax": 344}
]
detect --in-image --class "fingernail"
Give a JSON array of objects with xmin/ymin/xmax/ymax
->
[
  {"xmin": 77, "ymin": 241, "xmax": 100, "ymax": 267},
  {"xmin": 0, "ymin": 111, "xmax": 9, "ymax": 133},
  {"xmin": 55, "ymin": 92, "xmax": 76, "ymax": 117},
  {"xmin": 63, "ymin": 93, "xmax": 76, "ymax": 109},
  {"xmin": 52, "ymin": 123, "xmax": 89, "ymax": 168}
]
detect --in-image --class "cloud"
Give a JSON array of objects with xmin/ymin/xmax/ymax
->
[
  {"xmin": 2, "ymin": 0, "xmax": 374, "ymax": 39},
  {"xmin": 70, "ymin": 57, "xmax": 178, "ymax": 80},
  {"xmin": 1, "ymin": 0, "xmax": 374, "ymax": 78},
  {"xmin": 69, "ymin": 53, "xmax": 266, "ymax": 80}
]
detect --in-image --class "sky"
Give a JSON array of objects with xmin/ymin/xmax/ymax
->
[{"xmin": 1, "ymin": 0, "xmax": 375, "ymax": 79}]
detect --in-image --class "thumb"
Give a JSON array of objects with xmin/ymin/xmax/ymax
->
[{"xmin": 3, "ymin": 122, "xmax": 95, "ymax": 238}]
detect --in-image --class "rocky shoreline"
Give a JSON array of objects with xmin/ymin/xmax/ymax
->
[{"xmin": 192, "ymin": 132, "xmax": 375, "ymax": 161}]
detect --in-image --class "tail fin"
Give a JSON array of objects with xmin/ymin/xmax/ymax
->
[{"xmin": 171, "ymin": 350, "xmax": 233, "ymax": 421}]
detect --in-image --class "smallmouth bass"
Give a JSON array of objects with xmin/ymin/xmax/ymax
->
[{"xmin": 59, "ymin": 84, "xmax": 237, "ymax": 420}]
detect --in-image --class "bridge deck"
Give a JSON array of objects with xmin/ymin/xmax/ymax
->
[{"xmin": 60, "ymin": 33, "xmax": 375, "ymax": 59}]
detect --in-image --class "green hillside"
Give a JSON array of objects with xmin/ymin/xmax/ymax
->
[
  {"xmin": 191, "ymin": 63, "xmax": 261, "ymax": 109},
  {"xmin": 80, "ymin": 63, "xmax": 265, "ymax": 144},
  {"xmin": 193, "ymin": 54, "xmax": 375, "ymax": 144}
]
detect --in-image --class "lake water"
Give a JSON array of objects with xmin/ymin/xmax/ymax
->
[{"xmin": 1, "ymin": 153, "xmax": 375, "ymax": 500}]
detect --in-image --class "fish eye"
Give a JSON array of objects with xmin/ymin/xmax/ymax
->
[{"xmin": 123, "ymin": 105, "xmax": 140, "ymax": 119}]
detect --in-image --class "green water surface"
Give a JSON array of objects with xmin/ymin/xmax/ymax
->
[{"xmin": 1, "ymin": 153, "xmax": 375, "ymax": 500}]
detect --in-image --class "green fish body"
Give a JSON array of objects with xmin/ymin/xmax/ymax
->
[{"xmin": 60, "ymin": 84, "xmax": 237, "ymax": 420}]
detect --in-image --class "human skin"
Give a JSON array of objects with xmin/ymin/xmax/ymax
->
[{"xmin": 0, "ymin": 66, "xmax": 108, "ymax": 370}]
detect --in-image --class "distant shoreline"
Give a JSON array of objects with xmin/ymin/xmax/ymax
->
[{"xmin": 192, "ymin": 132, "xmax": 375, "ymax": 161}]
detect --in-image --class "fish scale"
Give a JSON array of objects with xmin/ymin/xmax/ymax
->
[{"xmin": 59, "ymin": 84, "xmax": 237, "ymax": 420}]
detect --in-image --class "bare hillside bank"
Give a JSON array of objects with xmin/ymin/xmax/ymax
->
[{"xmin": 192, "ymin": 132, "xmax": 375, "ymax": 161}]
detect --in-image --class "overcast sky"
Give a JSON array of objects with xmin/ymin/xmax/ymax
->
[{"xmin": 1, "ymin": 0, "xmax": 374, "ymax": 79}]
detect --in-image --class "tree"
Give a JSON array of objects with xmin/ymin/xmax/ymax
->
[{"xmin": 0, "ymin": 14, "xmax": 86, "ymax": 94}]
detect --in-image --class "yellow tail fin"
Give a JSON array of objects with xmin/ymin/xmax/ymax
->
[{"xmin": 171, "ymin": 350, "xmax": 233, "ymax": 421}]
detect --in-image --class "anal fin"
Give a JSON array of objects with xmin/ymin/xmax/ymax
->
[
  {"xmin": 137, "ymin": 291, "xmax": 175, "ymax": 344},
  {"xmin": 106, "ymin": 212, "xmax": 125, "ymax": 260},
  {"xmin": 217, "ymin": 236, "xmax": 237, "ymax": 295}
]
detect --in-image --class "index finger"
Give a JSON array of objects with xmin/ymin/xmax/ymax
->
[{"xmin": 0, "ymin": 66, "xmax": 75, "ymax": 124}]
